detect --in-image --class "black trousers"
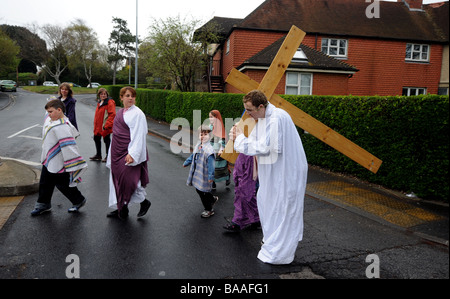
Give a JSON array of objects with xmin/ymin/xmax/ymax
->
[
  {"xmin": 37, "ymin": 166, "xmax": 85, "ymax": 206},
  {"xmin": 94, "ymin": 134, "xmax": 111, "ymax": 157},
  {"xmin": 196, "ymin": 189, "xmax": 215, "ymax": 211}
]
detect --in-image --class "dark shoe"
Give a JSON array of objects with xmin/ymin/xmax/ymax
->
[
  {"xmin": 212, "ymin": 182, "xmax": 216, "ymax": 191},
  {"xmin": 68, "ymin": 198, "xmax": 86, "ymax": 213},
  {"xmin": 247, "ymin": 221, "xmax": 261, "ymax": 230},
  {"xmin": 102, "ymin": 156, "xmax": 107, "ymax": 163},
  {"xmin": 137, "ymin": 199, "xmax": 151, "ymax": 217},
  {"xmin": 31, "ymin": 207, "xmax": 51, "ymax": 216},
  {"xmin": 107, "ymin": 210, "xmax": 119, "ymax": 218},
  {"xmin": 118, "ymin": 205, "xmax": 129, "ymax": 220},
  {"xmin": 89, "ymin": 155, "xmax": 102, "ymax": 161},
  {"xmin": 223, "ymin": 222, "xmax": 240, "ymax": 232}
]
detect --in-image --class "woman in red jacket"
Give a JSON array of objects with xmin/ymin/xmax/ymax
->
[{"xmin": 90, "ymin": 88, "xmax": 116, "ymax": 162}]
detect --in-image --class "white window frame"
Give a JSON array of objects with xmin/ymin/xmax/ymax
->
[
  {"xmin": 405, "ymin": 43, "xmax": 430, "ymax": 62},
  {"xmin": 321, "ymin": 38, "xmax": 348, "ymax": 58},
  {"xmin": 226, "ymin": 39, "xmax": 230, "ymax": 55},
  {"xmin": 402, "ymin": 87, "xmax": 427, "ymax": 96},
  {"xmin": 285, "ymin": 72, "xmax": 313, "ymax": 95}
]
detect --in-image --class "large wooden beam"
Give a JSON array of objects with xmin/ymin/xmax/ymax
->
[
  {"xmin": 258, "ymin": 26, "xmax": 306, "ymax": 98},
  {"xmin": 223, "ymin": 70, "xmax": 382, "ymax": 173},
  {"xmin": 220, "ymin": 25, "xmax": 382, "ymax": 174},
  {"xmin": 221, "ymin": 25, "xmax": 305, "ymax": 163}
]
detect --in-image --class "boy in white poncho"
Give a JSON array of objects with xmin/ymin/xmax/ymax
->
[{"xmin": 31, "ymin": 100, "xmax": 88, "ymax": 216}]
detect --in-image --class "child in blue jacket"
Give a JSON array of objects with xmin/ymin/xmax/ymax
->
[{"xmin": 183, "ymin": 125, "xmax": 218, "ymax": 218}]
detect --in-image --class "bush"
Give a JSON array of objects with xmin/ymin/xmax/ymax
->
[
  {"xmin": 17, "ymin": 72, "xmax": 37, "ymax": 86},
  {"xmin": 285, "ymin": 95, "xmax": 449, "ymax": 202},
  {"xmin": 103, "ymin": 84, "xmax": 156, "ymax": 107}
]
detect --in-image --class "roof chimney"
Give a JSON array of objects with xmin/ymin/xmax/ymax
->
[{"xmin": 398, "ymin": 0, "xmax": 423, "ymax": 10}]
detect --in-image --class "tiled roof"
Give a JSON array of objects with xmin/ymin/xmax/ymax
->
[
  {"xmin": 423, "ymin": 2, "xmax": 449, "ymax": 41},
  {"xmin": 193, "ymin": 17, "xmax": 242, "ymax": 42},
  {"xmin": 237, "ymin": 0, "xmax": 448, "ymax": 43},
  {"xmin": 237, "ymin": 36, "xmax": 359, "ymax": 73}
]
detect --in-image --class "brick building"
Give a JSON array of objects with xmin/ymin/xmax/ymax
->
[{"xmin": 196, "ymin": 0, "xmax": 449, "ymax": 96}]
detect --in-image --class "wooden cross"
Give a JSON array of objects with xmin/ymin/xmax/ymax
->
[{"xmin": 221, "ymin": 25, "xmax": 382, "ymax": 174}]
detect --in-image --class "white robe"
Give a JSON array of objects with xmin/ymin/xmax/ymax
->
[
  {"xmin": 106, "ymin": 105, "xmax": 148, "ymax": 208},
  {"xmin": 234, "ymin": 103, "xmax": 308, "ymax": 264}
]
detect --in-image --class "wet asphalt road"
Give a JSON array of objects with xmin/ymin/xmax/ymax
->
[{"xmin": 0, "ymin": 90, "xmax": 285, "ymax": 279}]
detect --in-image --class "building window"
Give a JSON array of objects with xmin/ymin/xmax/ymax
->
[
  {"xmin": 402, "ymin": 87, "xmax": 427, "ymax": 96},
  {"xmin": 285, "ymin": 72, "xmax": 312, "ymax": 95},
  {"xmin": 321, "ymin": 38, "xmax": 348, "ymax": 58},
  {"xmin": 438, "ymin": 87, "xmax": 448, "ymax": 95},
  {"xmin": 292, "ymin": 48, "xmax": 308, "ymax": 62},
  {"xmin": 226, "ymin": 39, "xmax": 230, "ymax": 55},
  {"xmin": 405, "ymin": 43, "xmax": 429, "ymax": 62}
]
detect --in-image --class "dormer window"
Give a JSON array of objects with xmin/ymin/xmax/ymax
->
[{"xmin": 292, "ymin": 48, "xmax": 308, "ymax": 62}]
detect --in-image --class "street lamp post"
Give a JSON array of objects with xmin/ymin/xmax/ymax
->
[{"xmin": 135, "ymin": 0, "xmax": 138, "ymax": 89}]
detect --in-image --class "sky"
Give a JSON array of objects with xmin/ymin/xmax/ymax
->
[
  {"xmin": 0, "ymin": 0, "xmax": 266, "ymax": 45},
  {"xmin": 0, "ymin": 0, "xmax": 447, "ymax": 45}
]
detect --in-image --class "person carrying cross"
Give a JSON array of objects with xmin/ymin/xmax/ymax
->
[{"xmin": 229, "ymin": 90, "xmax": 308, "ymax": 265}]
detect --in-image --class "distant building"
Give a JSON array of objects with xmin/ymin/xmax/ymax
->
[{"xmin": 196, "ymin": 0, "xmax": 449, "ymax": 96}]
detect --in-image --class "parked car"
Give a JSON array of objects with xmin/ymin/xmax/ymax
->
[
  {"xmin": 87, "ymin": 82, "xmax": 101, "ymax": 88},
  {"xmin": 0, "ymin": 80, "xmax": 17, "ymax": 92},
  {"xmin": 43, "ymin": 81, "xmax": 59, "ymax": 87},
  {"xmin": 67, "ymin": 82, "xmax": 81, "ymax": 87}
]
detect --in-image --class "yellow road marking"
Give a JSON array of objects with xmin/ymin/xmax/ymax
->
[
  {"xmin": 0, "ymin": 196, "xmax": 24, "ymax": 230},
  {"xmin": 307, "ymin": 181, "xmax": 442, "ymax": 228}
]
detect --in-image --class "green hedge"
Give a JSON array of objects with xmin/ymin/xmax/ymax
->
[
  {"xmin": 286, "ymin": 95, "xmax": 449, "ymax": 203},
  {"xmin": 164, "ymin": 91, "xmax": 244, "ymax": 125},
  {"xmin": 103, "ymin": 85, "xmax": 449, "ymax": 202},
  {"xmin": 103, "ymin": 86, "xmax": 245, "ymax": 125},
  {"xmin": 101, "ymin": 84, "xmax": 148, "ymax": 107}
]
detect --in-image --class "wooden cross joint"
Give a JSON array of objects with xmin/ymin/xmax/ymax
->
[{"xmin": 221, "ymin": 25, "xmax": 382, "ymax": 174}]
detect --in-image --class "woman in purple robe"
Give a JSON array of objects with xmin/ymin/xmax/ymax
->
[{"xmin": 106, "ymin": 87, "xmax": 151, "ymax": 219}]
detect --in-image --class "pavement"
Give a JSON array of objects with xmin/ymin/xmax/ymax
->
[{"xmin": 1, "ymin": 113, "xmax": 448, "ymax": 246}]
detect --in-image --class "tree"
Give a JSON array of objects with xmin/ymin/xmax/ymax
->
[
  {"xmin": 108, "ymin": 17, "xmax": 135, "ymax": 85},
  {"xmin": 66, "ymin": 19, "xmax": 100, "ymax": 87},
  {"xmin": 18, "ymin": 58, "xmax": 38, "ymax": 73},
  {"xmin": 0, "ymin": 25, "xmax": 47, "ymax": 69},
  {"xmin": 0, "ymin": 29, "xmax": 20, "ymax": 77},
  {"xmin": 142, "ymin": 16, "xmax": 210, "ymax": 92},
  {"xmin": 40, "ymin": 24, "xmax": 70, "ymax": 85}
]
